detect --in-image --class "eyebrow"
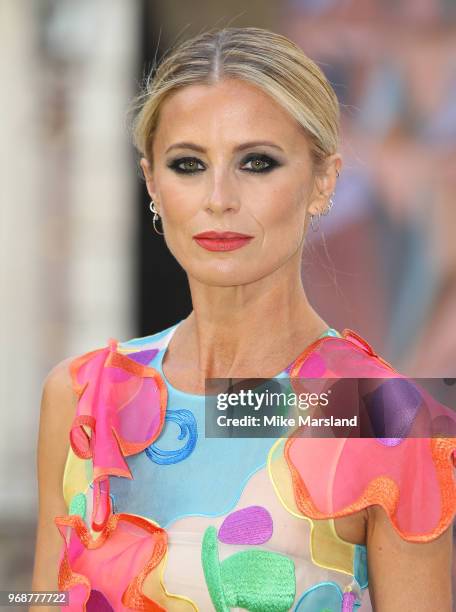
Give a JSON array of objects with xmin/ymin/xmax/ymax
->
[{"xmin": 165, "ymin": 140, "xmax": 285, "ymax": 154}]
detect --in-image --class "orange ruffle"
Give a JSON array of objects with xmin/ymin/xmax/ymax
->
[{"xmin": 56, "ymin": 512, "xmax": 167, "ymax": 611}]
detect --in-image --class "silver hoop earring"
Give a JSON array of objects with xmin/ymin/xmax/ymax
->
[
  {"xmin": 321, "ymin": 194, "xmax": 335, "ymax": 216},
  {"xmin": 310, "ymin": 191, "xmax": 335, "ymax": 231},
  {"xmin": 149, "ymin": 200, "xmax": 164, "ymax": 235},
  {"xmin": 310, "ymin": 212, "xmax": 321, "ymax": 232}
]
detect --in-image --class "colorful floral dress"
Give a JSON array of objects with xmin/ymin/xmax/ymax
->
[{"xmin": 56, "ymin": 321, "xmax": 456, "ymax": 611}]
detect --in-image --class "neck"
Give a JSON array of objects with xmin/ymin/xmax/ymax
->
[{"xmin": 171, "ymin": 262, "xmax": 330, "ymax": 382}]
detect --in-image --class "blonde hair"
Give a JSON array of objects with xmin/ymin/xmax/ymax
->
[{"xmin": 132, "ymin": 26, "xmax": 340, "ymax": 170}]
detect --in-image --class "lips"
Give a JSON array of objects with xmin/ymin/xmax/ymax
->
[
  {"xmin": 193, "ymin": 231, "xmax": 253, "ymax": 239},
  {"xmin": 193, "ymin": 231, "xmax": 253, "ymax": 252}
]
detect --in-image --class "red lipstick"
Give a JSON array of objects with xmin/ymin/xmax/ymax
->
[{"xmin": 193, "ymin": 231, "xmax": 253, "ymax": 252}]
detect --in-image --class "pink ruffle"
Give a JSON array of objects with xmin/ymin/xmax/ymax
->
[
  {"xmin": 68, "ymin": 339, "xmax": 167, "ymax": 531},
  {"xmin": 285, "ymin": 329, "xmax": 456, "ymax": 542},
  {"xmin": 55, "ymin": 512, "xmax": 167, "ymax": 611}
]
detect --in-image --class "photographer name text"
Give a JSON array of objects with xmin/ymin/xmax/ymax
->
[{"xmin": 216, "ymin": 414, "xmax": 358, "ymax": 427}]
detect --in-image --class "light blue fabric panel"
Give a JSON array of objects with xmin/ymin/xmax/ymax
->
[{"xmin": 110, "ymin": 324, "xmax": 340, "ymax": 529}]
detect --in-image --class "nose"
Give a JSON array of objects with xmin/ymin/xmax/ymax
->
[{"xmin": 205, "ymin": 168, "xmax": 241, "ymax": 216}]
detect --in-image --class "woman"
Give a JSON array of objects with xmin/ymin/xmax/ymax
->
[{"xmin": 32, "ymin": 27, "xmax": 455, "ymax": 611}]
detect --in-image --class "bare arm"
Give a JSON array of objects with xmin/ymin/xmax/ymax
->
[
  {"xmin": 30, "ymin": 357, "xmax": 78, "ymax": 611},
  {"xmin": 366, "ymin": 504, "xmax": 453, "ymax": 611}
]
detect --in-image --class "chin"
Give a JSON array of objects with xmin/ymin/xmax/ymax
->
[{"xmin": 189, "ymin": 263, "xmax": 261, "ymax": 287}]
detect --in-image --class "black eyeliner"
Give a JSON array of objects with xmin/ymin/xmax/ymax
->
[
  {"xmin": 166, "ymin": 156, "xmax": 205, "ymax": 174},
  {"xmin": 166, "ymin": 152, "xmax": 281, "ymax": 175},
  {"xmin": 241, "ymin": 153, "xmax": 281, "ymax": 173}
]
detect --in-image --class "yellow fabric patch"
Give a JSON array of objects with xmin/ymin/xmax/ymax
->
[{"xmin": 63, "ymin": 446, "xmax": 92, "ymax": 509}]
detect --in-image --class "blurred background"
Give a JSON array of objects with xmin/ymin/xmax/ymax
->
[{"xmin": 1, "ymin": 0, "xmax": 455, "ymax": 605}]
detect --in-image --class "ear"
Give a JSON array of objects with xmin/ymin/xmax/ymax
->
[
  {"xmin": 307, "ymin": 153, "xmax": 342, "ymax": 217},
  {"xmin": 140, "ymin": 157, "xmax": 159, "ymax": 207}
]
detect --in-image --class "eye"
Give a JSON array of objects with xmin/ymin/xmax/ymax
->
[
  {"xmin": 241, "ymin": 154, "xmax": 279, "ymax": 173},
  {"xmin": 167, "ymin": 157, "xmax": 205, "ymax": 175}
]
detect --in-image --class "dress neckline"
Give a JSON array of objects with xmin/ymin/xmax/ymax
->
[{"xmin": 156, "ymin": 319, "xmax": 341, "ymax": 399}]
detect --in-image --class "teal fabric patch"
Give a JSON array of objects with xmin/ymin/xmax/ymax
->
[
  {"xmin": 69, "ymin": 492, "xmax": 86, "ymax": 520},
  {"xmin": 201, "ymin": 527, "xmax": 229, "ymax": 612},
  {"xmin": 353, "ymin": 544, "xmax": 368, "ymax": 589},
  {"xmin": 202, "ymin": 525, "xmax": 295, "ymax": 611}
]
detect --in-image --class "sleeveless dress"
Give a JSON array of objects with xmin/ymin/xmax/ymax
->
[{"xmin": 57, "ymin": 320, "xmax": 456, "ymax": 611}]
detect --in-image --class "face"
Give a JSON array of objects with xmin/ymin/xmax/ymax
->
[{"xmin": 141, "ymin": 78, "xmax": 340, "ymax": 286}]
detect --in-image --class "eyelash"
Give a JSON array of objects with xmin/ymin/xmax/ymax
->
[{"xmin": 167, "ymin": 153, "xmax": 280, "ymax": 175}]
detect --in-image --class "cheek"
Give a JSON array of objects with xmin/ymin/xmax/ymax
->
[
  {"xmin": 257, "ymin": 191, "xmax": 306, "ymax": 248},
  {"xmin": 157, "ymin": 190, "xmax": 199, "ymax": 261},
  {"xmin": 159, "ymin": 184, "xmax": 198, "ymax": 233}
]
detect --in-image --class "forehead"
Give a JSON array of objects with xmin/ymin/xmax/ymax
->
[{"xmin": 154, "ymin": 78, "xmax": 309, "ymax": 152}]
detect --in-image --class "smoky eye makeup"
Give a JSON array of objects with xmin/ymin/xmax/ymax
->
[
  {"xmin": 166, "ymin": 152, "xmax": 283, "ymax": 175},
  {"xmin": 166, "ymin": 157, "xmax": 205, "ymax": 174},
  {"xmin": 241, "ymin": 153, "xmax": 282, "ymax": 173}
]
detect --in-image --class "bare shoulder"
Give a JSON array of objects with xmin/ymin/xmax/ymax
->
[
  {"xmin": 36, "ymin": 353, "xmax": 81, "ymax": 503},
  {"xmin": 38, "ymin": 355, "xmax": 79, "ymax": 446},
  {"xmin": 42, "ymin": 354, "xmax": 77, "ymax": 408}
]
